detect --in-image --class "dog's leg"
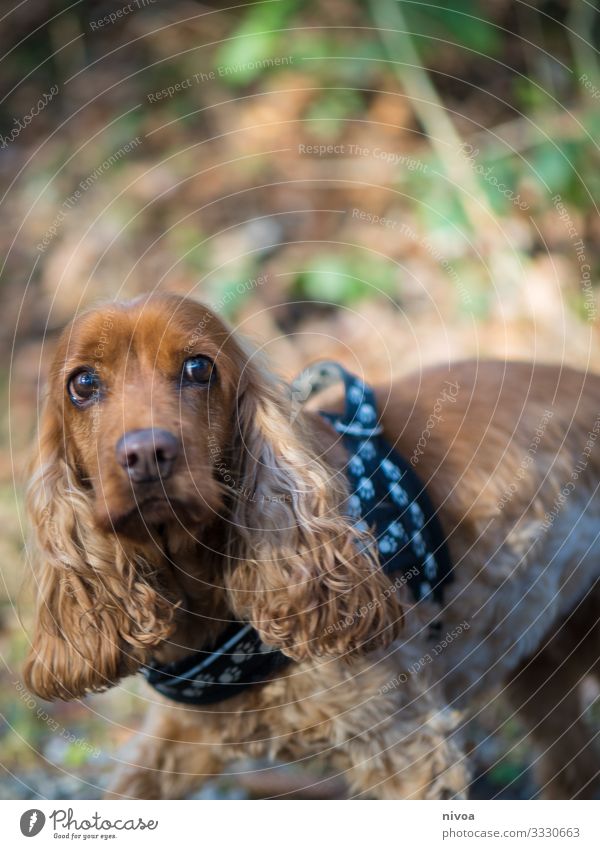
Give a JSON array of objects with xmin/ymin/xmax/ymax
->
[
  {"xmin": 106, "ymin": 707, "xmax": 226, "ymax": 799},
  {"xmin": 340, "ymin": 700, "xmax": 469, "ymax": 799},
  {"xmin": 506, "ymin": 593, "xmax": 600, "ymax": 799}
]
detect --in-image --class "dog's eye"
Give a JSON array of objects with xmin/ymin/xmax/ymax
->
[
  {"xmin": 67, "ymin": 369, "xmax": 102, "ymax": 406},
  {"xmin": 181, "ymin": 355, "xmax": 215, "ymax": 386}
]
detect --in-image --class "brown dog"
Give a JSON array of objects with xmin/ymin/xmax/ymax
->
[{"xmin": 24, "ymin": 293, "xmax": 600, "ymax": 799}]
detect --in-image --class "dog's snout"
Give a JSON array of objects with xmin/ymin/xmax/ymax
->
[{"xmin": 115, "ymin": 428, "xmax": 179, "ymax": 483}]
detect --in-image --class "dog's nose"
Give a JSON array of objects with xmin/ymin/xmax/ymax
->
[{"xmin": 115, "ymin": 428, "xmax": 179, "ymax": 483}]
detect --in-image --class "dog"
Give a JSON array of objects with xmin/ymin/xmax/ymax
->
[{"xmin": 24, "ymin": 292, "xmax": 600, "ymax": 799}]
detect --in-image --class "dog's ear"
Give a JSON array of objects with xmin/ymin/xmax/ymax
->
[
  {"xmin": 24, "ymin": 401, "xmax": 175, "ymax": 700},
  {"xmin": 225, "ymin": 363, "xmax": 404, "ymax": 661}
]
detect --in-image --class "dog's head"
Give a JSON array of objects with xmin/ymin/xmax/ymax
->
[
  {"xmin": 43, "ymin": 294, "xmax": 245, "ymax": 536},
  {"xmin": 24, "ymin": 294, "xmax": 402, "ymax": 700}
]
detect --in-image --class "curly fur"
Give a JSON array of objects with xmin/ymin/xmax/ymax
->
[
  {"xmin": 226, "ymin": 368, "xmax": 403, "ymax": 660},
  {"xmin": 24, "ymin": 403, "xmax": 176, "ymax": 700}
]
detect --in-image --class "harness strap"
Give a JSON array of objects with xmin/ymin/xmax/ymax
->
[{"xmin": 295, "ymin": 361, "xmax": 453, "ymax": 605}]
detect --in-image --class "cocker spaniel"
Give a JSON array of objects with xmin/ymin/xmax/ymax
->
[{"xmin": 24, "ymin": 293, "xmax": 600, "ymax": 799}]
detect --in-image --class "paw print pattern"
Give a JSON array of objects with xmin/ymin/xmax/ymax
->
[
  {"xmin": 412, "ymin": 530, "xmax": 426, "ymax": 557},
  {"xmin": 378, "ymin": 535, "xmax": 398, "ymax": 555},
  {"xmin": 190, "ymin": 672, "xmax": 215, "ymax": 692},
  {"xmin": 389, "ymin": 482, "xmax": 409, "ymax": 507},
  {"xmin": 233, "ymin": 639, "xmax": 258, "ymax": 656},
  {"xmin": 348, "ymin": 384, "xmax": 366, "ymax": 404},
  {"xmin": 424, "ymin": 553, "xmax": 438, "ymax": 580},
  {"xmin": 232, "ymin": 650, "xmax": 250, "ymax": 664},
  {"xmin": 380, "ymin": 459, "xmax": 402, "ymax": 481},
  {"xmin": 410, "ymin": 501, "xmax": 424, "ymax": 528},
  {"xmin": 182, "ymin": 686, "xmax": 205, "ymax": 698},
  {"xmin": 348, "ymin": 494, "xmax": 362, "ymax": 518},
  {"xmin": 358, "ymin": 403, "xmax": 376, "ymax": 425},
  {"xmin": 388, "ymin": 520, "xmax": 409, "ymax": 543},
  {"xmin": 348, "ymin": 455, "xmax": 365, "ymax": 476},
  {"xmin": 218, "ymin": 666, "xmax": 243, "ymax": 683},
  {"xmin": 419, "ymin": 582, "xmax": 432, "ymax": 600},
  {"xmin": 358, "ymin": 440, "xmax": 377, "ymax": 461},
  {"xmin": 357, "ymin": 477, "xmax": 375, "ymax": 500}
]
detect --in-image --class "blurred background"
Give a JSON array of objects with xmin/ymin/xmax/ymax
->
[{"xmin": 1, "ymin": 0, "xmax": 600, "ymax": 799}]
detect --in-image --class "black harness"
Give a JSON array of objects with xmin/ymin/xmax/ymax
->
[{"xmin": 142, "ymin": 362, "xmax": 453, "ymax": 705}]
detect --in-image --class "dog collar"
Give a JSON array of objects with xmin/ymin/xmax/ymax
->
[
  {"xmin": 142, "ymin": 362, "xmax": 453, "ymax": 706},
  {"xmin": 141, "ymin": 621, "xmax": 290, "ymax": 705}
]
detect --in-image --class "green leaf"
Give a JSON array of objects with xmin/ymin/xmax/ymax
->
[
  {"xmin": 489, "ymin": 758, "xmax": 526, "ymax": 787},
  {"xmin": 170, "ymin": 225, "xmax": 209, "ymax": 274},
  {"xmin": 403, "ymin": 0, "xmax": 500, "ymax": 58},
  {"xmin": 209, "ymin": 271, "xmax": 261, "ymax": 318},
  {"xmin": 531, "ymin": 141, "xmax": 574, "ymax": 195},
  {"xmin": 289, "ymin": 34, "xmax": 387, "ymax": 84},
  {"xmin": 296, "ymin": 254, "xmax": 397, "ymax": 305},
  {"xmin": 215, "ymin": 1, "xmax": 301, "ymax": 87},
  {"xmin": 63, "ymin": 742, "xmax": 92, "ymax": 768},
  {"xmin": 513, "ymin": 77, "xmax": 549, "ymax": 112},
  {"xmin": 417, "ymin": 183, "xmax": 470, "ymax": 236},
  {"xmin": 305, "ymin": 89, "xmax": 365, "ymax": 139},
  {"xmin": 298, "ymin": 256, "xmax": 363, "ymax": 303}
]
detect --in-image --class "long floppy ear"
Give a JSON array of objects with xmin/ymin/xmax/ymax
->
[
  {"xmin": 225, "ymin": 363, "xmax": 404, "ymax": 662},
  {"xmin": 24, "ymin": 402, "xmax": 176, "ymax": 701}
]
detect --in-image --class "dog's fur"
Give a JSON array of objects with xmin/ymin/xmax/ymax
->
[{"xmin": 24, "ymin": 293, "xmax": 600, "ymax": 799}]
